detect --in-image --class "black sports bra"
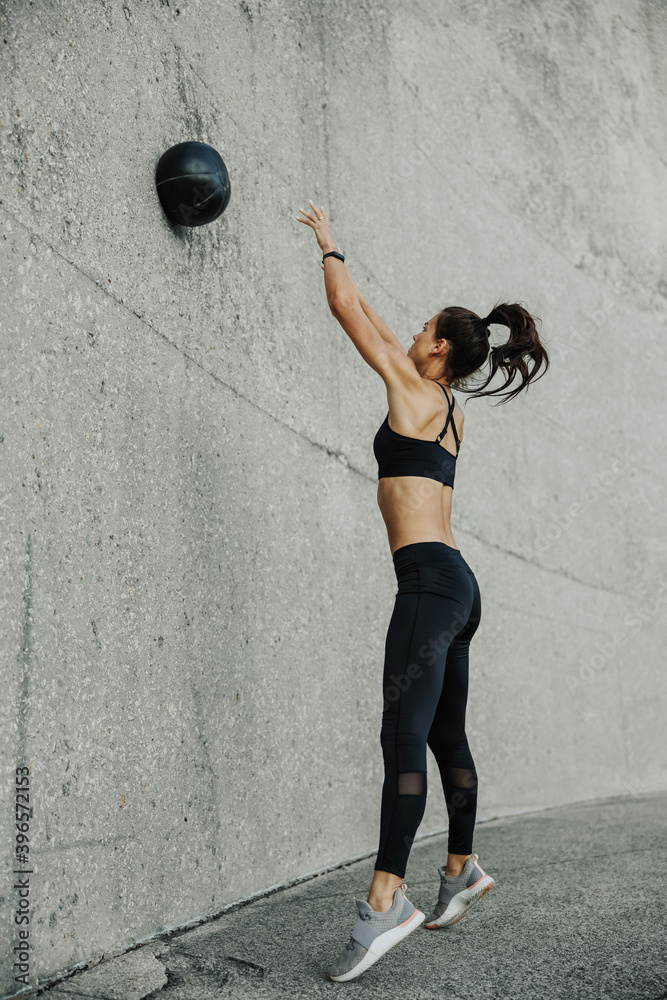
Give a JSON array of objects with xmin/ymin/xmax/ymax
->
[{"xmin": 373, "ymin": 383, "xmax": 461, "ymax": 488}]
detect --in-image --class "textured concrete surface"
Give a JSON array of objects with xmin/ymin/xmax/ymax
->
[
  {"xmin": 35, "ymin": 791, "xmax": 667, "ymax": 999},
  {"xmin": 1, "ymin": 0, "xmax": 667, "ymax": 996},
  {"xmin": 40, "ymin": 946, "xmax": 168, "ymax": 1000}
]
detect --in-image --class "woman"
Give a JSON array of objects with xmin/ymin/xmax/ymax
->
[{"xmin": 297, "ymin": 201, "xmax": 549, "ymax": 983}]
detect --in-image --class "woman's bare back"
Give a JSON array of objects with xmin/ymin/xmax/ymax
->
[{"xmin": 376, "ymin": 380, "xmax": 464, "ymax": 556}]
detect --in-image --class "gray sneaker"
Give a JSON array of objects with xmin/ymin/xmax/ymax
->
[
  {"xmin": 328, "ymin": 883, "xmax": 425, "ymax": 982},
  {"xmin": 424, "ymin": 853, "xmax": 495, "ymax": 929}
]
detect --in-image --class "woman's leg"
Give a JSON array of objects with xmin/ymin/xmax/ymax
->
[
  {"xmin": 427, "ymin": 567, "xmax": 482, "ymax": 870},
  {"xmin": 371, "ymin": 555, "xmax": 475, "ymax": 908}
]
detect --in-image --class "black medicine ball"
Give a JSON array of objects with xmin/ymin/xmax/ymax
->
[{"xmin": 155, "ymin": 141, "xmax": 231, "ymax": 227}]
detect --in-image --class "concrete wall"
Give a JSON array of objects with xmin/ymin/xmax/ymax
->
[{"xmin": 1, "ymin": 0, "xmax": 666, "ymax": 992}]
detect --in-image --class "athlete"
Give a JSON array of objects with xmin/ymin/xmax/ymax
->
[{"xmin": 296, "ymin": 201, "xmax": 549, "ymax": 982}]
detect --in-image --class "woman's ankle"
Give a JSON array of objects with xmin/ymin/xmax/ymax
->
[
  {"xmin": 367, "ymin": 871, "xmax": 403, "ymax": 911},
  {"xmin": 445, "ymin": 852, "xmax": 472, "ymax": 876},
  {"xmin": 366, "ymin": 891, "xmax": 397, "ymax": 913}
]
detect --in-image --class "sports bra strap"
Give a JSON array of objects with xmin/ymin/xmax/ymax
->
[{"xmin": 435, "ymin": 384, "xmax": 460, "ymax": 455}]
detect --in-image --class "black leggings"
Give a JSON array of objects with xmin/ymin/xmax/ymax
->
[{"xmin": 375, "ymin": 540, "xmax": 482, "ymax": 879}]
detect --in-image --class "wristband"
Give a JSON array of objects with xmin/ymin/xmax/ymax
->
[{"xmin": 322, "ymin": 250, "xmax": 345, "ymax": 263}]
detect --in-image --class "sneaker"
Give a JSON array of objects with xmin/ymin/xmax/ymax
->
[
  {"xmin": 328, "ymin": 883, "xmax": 425, "ymax": 982},
  {"xmin": 424, "ymin": 853, "xmax": 494, "ymax": 929}
]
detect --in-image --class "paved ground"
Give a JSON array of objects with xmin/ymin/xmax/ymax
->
[{"xmin": 38, "ymin": 791, "xmax": 667, "ymax": 1000}]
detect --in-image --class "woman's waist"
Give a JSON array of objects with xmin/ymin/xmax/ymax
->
[
  {"xmin": 377, "ymin": 477, "xmax": 453, "ymax": 518},
  {"xmin": 378, "ymin": 483, "xmax": 455, "ymax": 548}
]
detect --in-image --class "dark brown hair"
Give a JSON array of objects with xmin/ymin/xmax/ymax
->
[{"xmin": 433, "ymin": 302, "xmax": 549, "ymax": 404}]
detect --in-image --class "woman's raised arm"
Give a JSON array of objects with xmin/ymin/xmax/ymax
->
[{"xmin": 297, "ymin": 200, "xmax": 407, "ymax": 355}]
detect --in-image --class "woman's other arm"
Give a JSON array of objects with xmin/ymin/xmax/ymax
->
[
  {"xmin": 346, "ymin": 265, "xmax": 407, "ymax": 355},
  {"xmin": 329, "ymin": 256, "xmax": 407, "ymax": 354},
  {"xmin": 297, "ymin": 200, "xmax": 407, "ymax": 355}
]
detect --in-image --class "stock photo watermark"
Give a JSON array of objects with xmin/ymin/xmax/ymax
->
[
  {"xmin": 381, "ymin": 603, "xmax": 472, "ymax": 711},
  {"xmin": 13, "ymin": 766, "xmax": 33, "ymax": 988},
  {"xmin": 565, "ymin": 574, "xmax": 667, "ymax": 694},
  {"xmin": 516, "ymin": 446, "xmax": 640, "ymax": 560}
]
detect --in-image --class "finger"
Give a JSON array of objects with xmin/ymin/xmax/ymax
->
[
  {"xmin": 298, "ymin": 206, "xmax": 316, "ymax": 221},
  {"xmin": 309, "ymin": 199, "xmax": 329, "ymax": 222},
  {"xmin": 308, "ymin": 199, "xmax": 319, "ymax": 216}
]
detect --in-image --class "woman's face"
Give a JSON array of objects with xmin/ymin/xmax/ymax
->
[{"xmin": 407, "ymin": 313, "xmax": 441, "ymax": 362}]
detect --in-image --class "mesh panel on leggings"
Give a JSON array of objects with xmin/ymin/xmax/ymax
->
[
  {"xmin": 397, "ymin": 771, "xmax": 427, "ymax": 796},
  {"xmin": 444, "ymin": 766, "xmax": 477, "ymax": 790}
]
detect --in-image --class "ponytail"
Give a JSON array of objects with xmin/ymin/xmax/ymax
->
[{"xmin": 467, "ymin": 302, "xmax": 549, "ymax": 404}]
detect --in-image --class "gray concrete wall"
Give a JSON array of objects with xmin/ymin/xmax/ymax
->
[{"xmin": 1, "ymin": 0, "xmax": 666, "ymax": 993}]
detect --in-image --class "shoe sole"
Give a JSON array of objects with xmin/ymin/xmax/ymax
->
[
  {"xmin": 328, "ymin": 907, "xmax": 426, "ymax": 982},
  {"xmin": 424, "ymin": 876, "xmax": 495, "ymax": 929}
]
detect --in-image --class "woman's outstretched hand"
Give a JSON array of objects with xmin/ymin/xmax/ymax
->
[{"xmin": 296, "ymin": 200, "xmax": 337, "ymax": 260}]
